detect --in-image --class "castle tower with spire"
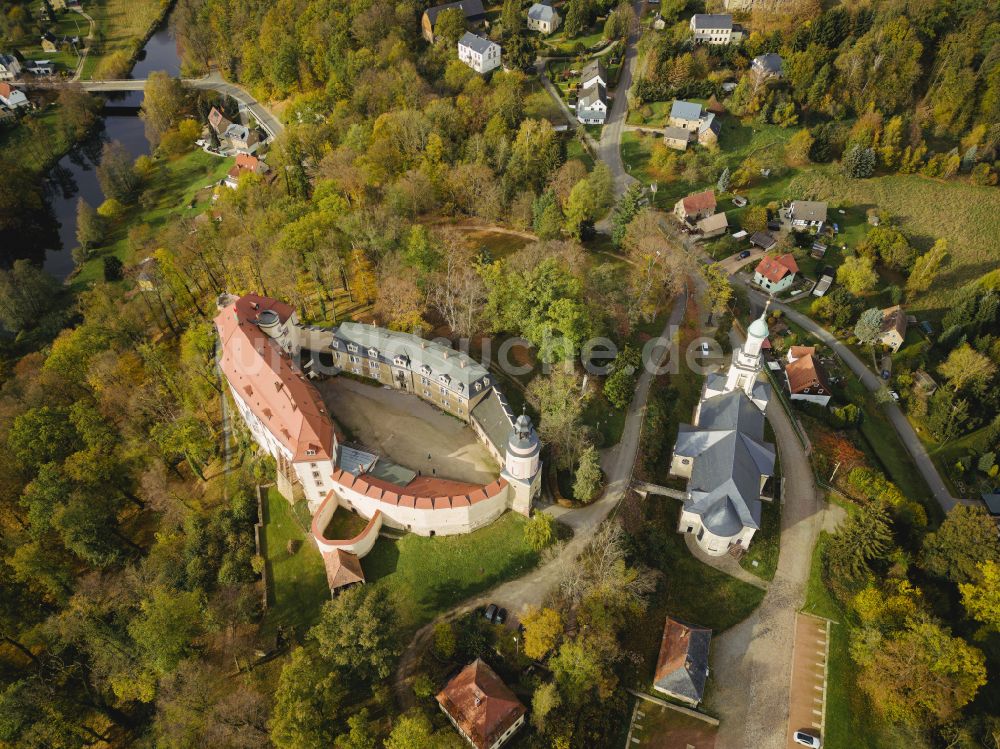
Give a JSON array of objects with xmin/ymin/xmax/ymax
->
[
  {"xmin": 502, "ymin": 410, "xmax": 541, "ymax": 516},
  {"xmin": 701, "ymin": 301, "xmax": 771, "ymax": 415}
]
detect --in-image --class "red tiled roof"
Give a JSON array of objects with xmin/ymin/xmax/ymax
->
[
  {"xmin": 754, "ymin": 253, "xmax": 799, "ymax": 283},
  {"xmin": 788, "ymin": 345, "xmax": 815, "ymax": 360},
  {"xmin": 655, "ymin": 617, "xmax": 711, "ymax": 684},
  {"xmin": 215, "ymin": 294, "xmax": 335, "ymax": 462},
  {"xmin": 0, "ymin": 83, "xmax": 15, "ymax": 98},
  {"xmin": 323, "ymin": 548, "xmax": 365, "ymax": 590},
  {"xmin": 681, "ymin": 189, "xmax": 716, "ymax": 214},
  {"xmin": 437, "ymin": 659, "xmax": 526, "ymax": 749},
  {"xmin": 786, "ymin": 353, "xmax": 830, "ymax": 395},
  {"xmin": 235, "ymin": 153, "xmax": 261, "ymax": 171}
]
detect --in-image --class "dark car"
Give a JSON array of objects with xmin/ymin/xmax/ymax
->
[
  {"xmin": 738, "ymin": 250, "xmax": 751, "ymax": 259},
  {"xmin": 881, "ymin": 370, "xmax": 890, "ymax": 380},
  {"xmin": 495, "ymin": 608, "xmax": 508, "ymax": 625},
  {"xmin": 484, "ymin": 604, "xmax": 498, "ymax": 623}
]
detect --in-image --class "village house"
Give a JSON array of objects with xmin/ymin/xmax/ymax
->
[
  {"xmin": 527, "ymin": 2, "xmax": 560, "ymax": 34},
  {"xmin": 879, "ymin": 305, "xmax": 908, "ymax": 352},
  {"xmin": 667, "ymin": 100, "xmax": 720, "ymax": 146},
  {"xmin": 787, "ymin": 200, "xmax": 828, "ymax": 231},
  {"xmin": 421, "ymin": 0, "xmax": 487, "ymax": 43},
  {"xmin": 672, "ymin": 309, "xmax": 774, "ymax": 556},
  {"xmin": 663, "ymin": 125, "xmax": 691, "ymax": 151},
  {"xmin": 696, "ymin": 212, "xmax": 729, "ymax": 238},
  {"xmin": 25, "ymin": 59, "xmax": 54, "ymax": 76},
  {"xmin": 689, "ymin": 14, "xmax": 743, "ymax": 45},
  {"xmin": 785, "ymin": 346, "xmax": 832, "ymax": 406},
  {"xmin": 224, "ymin": 153, "xmax": 270, "ymax": 189},
  {"xmin": 223, "ymin": 122, "xmax": 260, "ymax": 154},
  {"xmin": 580, "ymin": 58, "xmax": 606, "ymax": 89},
  {"xmin": 752, "ymin": 253, "xmax": 799, "ymax": 294},
  {"xmin": 437, "ymin": 659, "xmax": 527, "ymax": 749},
  {"xmin": 0, "ymin": 54, "xmax": 22, "ymax": 81},
  {"xmin": 457, "ymin": 32, "xmax": 501, "ymax": 74},
  {"xmin": 751, "ymin": 52, "xmax": 783, "ymax": 79},
  {"xmin": 0, "ymin": 82, "xmax": 29, "ymax": 110},
  {"xmin": 654, "ymin": 618, "xmax": 712, "ymax": 706},
  {"xmin": 674, "ymin": 188, "xmax": 717, "ymax": 223},
  {"xmin": 668, "ymin": 99, "xmax": 704, "ymax": 131},
  {"xmin": 575, "ymin": 81, "xmax": 607, "ymax": 124},
  {"xmin": 208, "ymin": 106, "xmax": 232, "ymax": 136}
]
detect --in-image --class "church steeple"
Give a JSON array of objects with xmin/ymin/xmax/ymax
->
[{"xmin": 700, "ymin": 300, "xmax": 771, "ymax": 414}]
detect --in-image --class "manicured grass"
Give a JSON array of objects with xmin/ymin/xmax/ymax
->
[
  {"xmin": 620, "ymin": 129, "xmax": 657, "ymax": 186},
  {"xmin": 79, "ymin": 0, "xmax": 166, "ymax": 79},
  {"xmin": 0, "ymin": 106, "xmax": 73, "ymax": 174},
  {"xmin": 72, "ymin": 147, "xmax": 233, "ymax": 290},
  {"xmin": 363, "ymin": 512, "xmax": 543, "ymax": 630},
  {"xmin": 261, "ymin": 489, "xmax": 330, "ymax": 636},
  {"xmin": 740, "ymin": 494, "xmax": 780, "ymax": 581},
  {"xmin": 565, "ymin": 136, "xmax": 595, "ymax": 169},
  {"xmin": 626, "ymin": 100, "xmax": 671, "ymax": 126},
  {"xmin": 544, "ymin": 24, "xmax": 608, "ymax": 55}
]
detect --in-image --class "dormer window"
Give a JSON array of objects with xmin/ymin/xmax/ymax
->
[
  {"xmin": 347, "ymin": 343, "xmax": 359, "ymax": 353},
  {"xmin": 420, "ymin": 364, "xmax": 432, "ymax": 376},
  {"xmin": 438, "ymin": 373, "xmax": 450, "ymax": 385},
  {"xmin": 367, "ymin": 347, "xmax": 378, "ymax": 358},
  {"xmin": 305, "ymin": 448, "xmax": 317, "ymax": 456},
  {"xmin": 331, "ymin": 340, "xmax": 340, "ymax": 349},
  {"xmin": 393, "ymin": 355, "xmax": 409, "ymax": 367},
  {"xmin": 474, "ymin": 382, "xmax": 482, "ymax": 392},
  {"xmin": 457, "ymin": 383, "xmax": 464, "ymax": 392},
  {"xmin": 483, "ymin": 377, "xmax": 490, "ymax": 386}
]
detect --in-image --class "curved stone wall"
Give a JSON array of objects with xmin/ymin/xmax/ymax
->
[{"xmin": 311, "ymin": 490, "xmax": 383, "ymax": 558}]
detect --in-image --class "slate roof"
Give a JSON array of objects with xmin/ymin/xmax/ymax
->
[
  {"xmin": 528, "ymin": 3, "xmax": 558, "ymax": 22},
  {"xmin": 691, "ymin": 13, "xmax": 733, "ymax": 29},
  {"xmin": 437, "ymin": 659, "xmax": 526, "ymax": 749},
  {"xmin": 581, "ymin": 58, "xmax": 606, "ymax": 84},
  {"xmin": 697, "ymin": 112, "xmax": 721, "ymax": 135},
  {"xmin": 675, "ymin": 390, "xmax": 775, "ymax": 537},
  {"xmin": 789, "ymin": 200, "xmax": 827, "ymax": 223},
  {"xmin": 749, "ymin": 231, "xmax": 776, "ymax": 250},
  {"xmin": 334, "ymin": 322, "xmax": 492, "ymax": 395},
  {"xmin": 654, "ymin": 618, "xmax": 712, "ymax": 704},
  {"xmin": 471, "ymin": 388, "xmax": 515, "ymax": 455},
  {"xmin": 459, "ymin": 32, "xmax": 496, "ymax": 55},
  {"xmin": 425, "ymin": 0, "xmax": 487, "ymax": 26},
  {"xmin": 577, "ymin": 81, "xmax": 606, "ymax": 109},
  {"xmin": 670, "ymin": 99, "xmax": 703, "ymax": 122},
  {"xmin": 663, "ymin": 125, "xmax": 691, "ymax": 141},
  {"xmin": 752, "ymin": 52, "xmax": 783, "ymax": 76}
]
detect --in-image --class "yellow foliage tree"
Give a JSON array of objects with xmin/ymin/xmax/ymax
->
[{"xmin": 521, "ymin": 606, "xmax": 563, "ymax": 660}]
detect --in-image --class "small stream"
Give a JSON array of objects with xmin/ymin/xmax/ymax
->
[{"xmin": 37, "ymin": 17, "xmax": 182, "ymax": 280}]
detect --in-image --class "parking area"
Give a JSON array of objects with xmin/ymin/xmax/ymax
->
[
  {"xmin": 715, "ymin": 246, "xmax": 764, "ymax": 275},
  {"xmin": 626, "ymin": 693, "xmax": 718, "ymax": 749},
  {"xmin": 786, "ymin": 613, "xmax": 830, "ymax": 748}
]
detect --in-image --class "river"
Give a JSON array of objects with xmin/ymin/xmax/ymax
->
[{"xmin": 39, "ymin": 17, "xmax": 182, "ymax": 280}]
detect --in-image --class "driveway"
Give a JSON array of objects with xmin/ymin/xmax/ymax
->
[
  {"xmin": 743, "ymin": 288, "xmax": 961, "ymax": 513},
  {"xmin": 715, "ymin": 246, "xmax": 764, "ymax": 275},
  {"xmin": 706, "ymin": 330, "xmax": 830, "ymax": 749},
  {"xmin": 597, "ymin": 0, "xmax": 643, "ymax": 198},
  {"xmin": 393, "ymin": 287, "xmax": 689, "ymax": 710}
]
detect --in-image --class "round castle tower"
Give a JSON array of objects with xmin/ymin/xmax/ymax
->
[{"xmin": 502, "ymin": 411, "xmax": 541, "ymax": 515}]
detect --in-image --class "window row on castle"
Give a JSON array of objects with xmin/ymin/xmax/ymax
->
[{"xmin": 329, "ymin": 341, "xmax": 489, "ymax": 394}]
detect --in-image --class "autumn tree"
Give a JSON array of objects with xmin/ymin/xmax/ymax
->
[
  {"xmin": 524, "ymin": 511, "xmax": 554, "ymax": 551},
  {"xmin": 522, "ymin": 607, "xmax": 563, "ymax": 659},
  {"xmin": 938, "ymin": 343, "xmax": 996, "ymax": 394},
  {"xmin": 141, "ymin": 72, "xmax": 190, "ymax": 148},
  {"xmin": 959, "ymin": 561, "xmax": 1000, "ymax": 632},
  {"xmin": 825, "ymin": 500, "xmax": 893, "ymax": 579},
  {"xmin": 836, "ymin": 255, "xmax": 878, "ymax": 295},
  {"xmin": 922, "ymin": 505, "xmax": 1000, "ymax": 584},
  {"xmin": 527, "ymin": 369, "xmax": 587, "ymax": 470},
  {"xmin": 573, "ymin": 444, "xmax": 603, "ymax": 502},
  {"xmin": 622, "ymin": 211, "xmax": 690, "ymax": 323},
  {"xmin": 96, "ymin": 140, "xmax": 140, "ymax": 203}
]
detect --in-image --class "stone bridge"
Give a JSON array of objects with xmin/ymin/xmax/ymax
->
[{"xmin": 630, "ymin": 480, "xmax": 687, "ymax": 500}]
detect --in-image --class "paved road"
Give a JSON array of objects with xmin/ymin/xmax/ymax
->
[
  {"xmin": 597, "ymin": 1, "xmax": 643, "ymax": 198},
  {"xmin": 707, "ymin": 329, "xmax": 831, "ymax": 749},
  {"xmin": 392, "ymin": 288, "xmax": 689, "ymax": 710},
  {"xmin": 744, "ymin": 288, "xmax": 961, "ymax": 513}
]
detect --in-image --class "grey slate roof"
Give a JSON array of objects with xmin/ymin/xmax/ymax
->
[
  {"xmin": 663, "ymin": 125, "xmax": 691, "ymax": 141},
  {"xmin": 654, "ymin": 618, "xmax": 712, "ymax": 704},
  {"xmin": 581, "ymin": 58, "xmax": 606, "ymax": 84},
  {"xmin": 670, "ymin": 99, "xmax": 702, "ymax": 122},
  {"xmin": 425, "ymin": 0, "xmax": 486, "ymax": 26},
  {"xmin": 691, "ymin": 13, "xmax": 733, "ymax": 29},
  {"xmin": 528, "ymin": 3, "xmax": 557, "ymax": 22},
  {"xmin": 752, "ymin": 52, "xmax": 783, "ymax": 76},
  {"xmin": 333, "ymin": 323, "xmax": 492, "ymax": 396},
  {"xmin": 471, "ymin": 388, "xmax": 515, "ymax": 455},
  {"xmin": 459, "ymin": 32, "xmax": 496, "ymax": 55},
  {"xmin": 577, "ymin": 82, "xmax": 606, "ymax": 109},
  {"xmin": 697, "ymin": 112, "xmax": 720, "ymax": 135},
  {"xmin": 790, "ymin": 200, "xmax": 828, "ymax": 222},
  {"xmin": 676, "ymin": 390, "xmax": 775, "ymax": 537}
]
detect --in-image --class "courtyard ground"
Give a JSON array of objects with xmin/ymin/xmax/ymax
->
[
  {"xmin": 316, "ymin": 376, "xmax": 499, "ymax": 485},
  {"xmin": 626, "ymin": 694, "xmax": 719, "ymax": 749}
]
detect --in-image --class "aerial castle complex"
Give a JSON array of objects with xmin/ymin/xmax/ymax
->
[
  {"xmin": 670, "ymin": 307, "xmax": 776, "ymax": 556},
  {"xmin": 215, "ymin": 293, "xmax": 542, "ymax": 593}
]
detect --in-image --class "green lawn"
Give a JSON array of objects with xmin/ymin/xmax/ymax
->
[
  {"xmin": 363, "ymin": 512, "xmax": 544, "ymax": 630},
  {"xmin": 524, "ymin": 80, "xmax": 565, "ymax": 126},
  {"xmin": 261, "ymin": 489, "xmax": 330, "ymax": 636},
  {"xmin": 544, "ymin": 24, "xmax": 608, "ymax": 55},
  {"xmin": 740, "ymin": 494, "xmax": 780, "ymax": 581},
  {"xmin": 565, "ymin": 135, "xmax": 595, "ymax": 169},
  {"xmin": 79, "ymin": 0, "xmax": 166, "ymax": 79},
  {"xmin": 72, "ymin": 147, "xmax": 233, "ymax": 290},
  {"xmin": 0, "ymin": 106, "xmax": 73, "ymax": 175},
  {"xmin": 626, "ymin": 100, "xmax": 671, "ymax": 127},
  {"xmin": 21, "ymin": 11, "xmax": 87, "ymax": 73}
]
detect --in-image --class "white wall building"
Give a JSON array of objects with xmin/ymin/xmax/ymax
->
[
  {"xmin": 458, "ymin": 32, "xmax": 501, "ymax": 74},
  {"xmin": 527, "ymin": 2, "xmax": 561, "ymax": 34},
  {"xmin": 0, "ymin": 54, "xmax": 22, "ymax": 81},
  {"xmin": 690, "ymin": 14, "xmax": 743, "ymax": 44}
]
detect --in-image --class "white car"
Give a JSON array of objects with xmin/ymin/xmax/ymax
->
[
  {"xmin": 698, "ymin": 342, "xmax": 710, "ymax": 355},
  {"xmin": 793, "ymin": 731, "xmax": 822, "ymax": 748},
  {"xmin": 890, "ymin": 390, "xmax": 900, "ymax": 402}
]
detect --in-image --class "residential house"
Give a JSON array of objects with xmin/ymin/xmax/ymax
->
[
  {"xmin": 673, "ymin": 189, "xmax": 716, "ymax": 223},
  {"xmin": 752, "ymin": 253, "xmax": 799, "ymax": 293},
  {"xmin": 25, "ymin": 60, "xmax": 54, "ymax": 75},
  {"xmin": 208, "ymin": 106, "xmax": 232, "ymax": 136},
  {"xmin": 751, "ymin": 52, "xmax": 783, "ymax": 79},
  {"xmin": 668, "ymin": 99, "xmax": 704, "ymax": 131},
  {"xmin": 458, "ymin": 32, "xmax": 501, "ymax": 74},
  {"xmin": 437, "ymin": 659, "xmax": 527, "ymax": 749},
  {"xmin": 223, "ymin": 122, "xmax": 260, "ymax": 154},
  {"xmin": 575, "ymin": 82, "xmax": 607, "ymax": 124},
  {"xmin": 0, "ymin": 54, "xmax": 22, "ymax": 81},
  {"xmin": 879, "ymin": 305, "xmax": 908, "ymax": 352},
  {"xmin": 421, "ymin": 0, "xmax": 487, "ymax": 43},
  {"xmin": 749, "ymin": 231, "xmax": 776, "ymax": 251},
  {"xmin": 788, "ymin": 200, "xmax": 827, "ymax": 231},
  {"xmin": 663, "ymin": 125, "xmax": 691, "ymax": 151},
  {"xmin": 41, "ymin": 32, "xmax": 59, "ymax": 53},
  {"xmin": 0, "ymin": 82, "xmax": 28, "ymax": 109},
  {"xmin": 696, "ymin": 212, "xmax": 729, "ymax": 238},
  {"xmin": 653, "ymin": 618, "xmax": 712, "ymax": 706},
  {"xmin": 697, "ymin": 112, "xmax": 721, "ymax": 146},
  {"xmin": 580, "ymin": 58, "xmax": 606, "ymax": 89},
  {"xmin": 224, "ymin": 153, "xmax": 270, "ymax": 189},
  {"xmin": 689, "ymin": 14, "xmax": 743, "ymax": 44},
  {"xmin": 785, "ymin": 346, "xmax": 832, "ymax": 406},
  {"xmin": 527, "ymin": 2, "xmax": 560, "ymax": 34}
]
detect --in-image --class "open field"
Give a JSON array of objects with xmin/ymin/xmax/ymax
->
[{"xmin": 79, "ymin": 0, "xmax": 166, "ymax": 79}]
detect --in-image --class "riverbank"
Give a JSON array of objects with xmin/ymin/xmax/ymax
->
[{"xmin": 80, "ymin": 0, "xmax": 175, "ymax": 79}]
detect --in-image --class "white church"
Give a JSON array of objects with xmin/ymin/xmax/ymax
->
[{"xmin": 670, "ymin": 307, "xmax": 776, "ymax": 556}]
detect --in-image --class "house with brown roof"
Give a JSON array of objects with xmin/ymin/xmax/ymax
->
[
  {"xmin": 696, "ymin": 212, "xmax": 728, "ymax": 238},
  {"xmin": 752, "ymin": 253, "xmax": 798, "ymax": 294},
  {"xmin": 653, "ymin": 617, "xmax": 712, "ymax": 706},
  {"xmin": 421, "ymin": 0, "xmax": 487, "ymax": 43},
  {"xmin": 674, "ymin": 189, "xmax": 717, "ymax": 223},
  {"xmin": 785, "ymin": 346, "xmax": 831, "ymax": 406},
  {"xmin": 323, "ymin": 548, "xmax": 365, "ymax": 593},
  {"xmin": 437, "ymin": 659, "xmax": 527, "ymax": 749},
  {"xmin": 208, "ymin": 106, "xmax": 232, "ymax": 135},
  {"xmin": 224, "ymin": 153, "xmax": 270, "ymax": 188},
  {"xmin": 879, "ymin": 305, "xmax": 908, "ymax": 352}
]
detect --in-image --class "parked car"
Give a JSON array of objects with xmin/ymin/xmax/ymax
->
[
  {"xmin": 698, "ymin": 342, "xmax": 710, "ymax": 355},
  {"xmin": 889, "ymin": 390, "xmax": 900, "ymax": 402},
  {"xmin": 738, "ymin": 250, "xmax": 751, "ymax": 259},
  {"xmin": 732, "ymin": 195, "xmax": 748, "ymax": 207},
  {"xmin": 881, "ymin": 370, "xmax": 890, "ymax": 380},
  {"xmin": 793, "ymin": 732, "xmax": 822, "ymax": 748},
  {"xmin": 484, "ymin": 604, "xmax": 498, "ymax": 623},
  {"xmin": 495, "ymin": 607, "xmax": 508, "ymax": 625}
]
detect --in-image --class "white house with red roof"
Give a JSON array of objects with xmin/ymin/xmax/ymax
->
[
  {"xmin": 437, "ymin": 659, "xmax": 527, "ymax": 749},
  {"xmin": 0, "ymin": 82, "xmax": 29, "ymax": 110},
  {"xmin": 673, "ymin": 189, "xmax": 717, "ymax": 223},
  {"xmin": 752, "ymin": 253, "xmax": 798, "ymax": 294}
]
